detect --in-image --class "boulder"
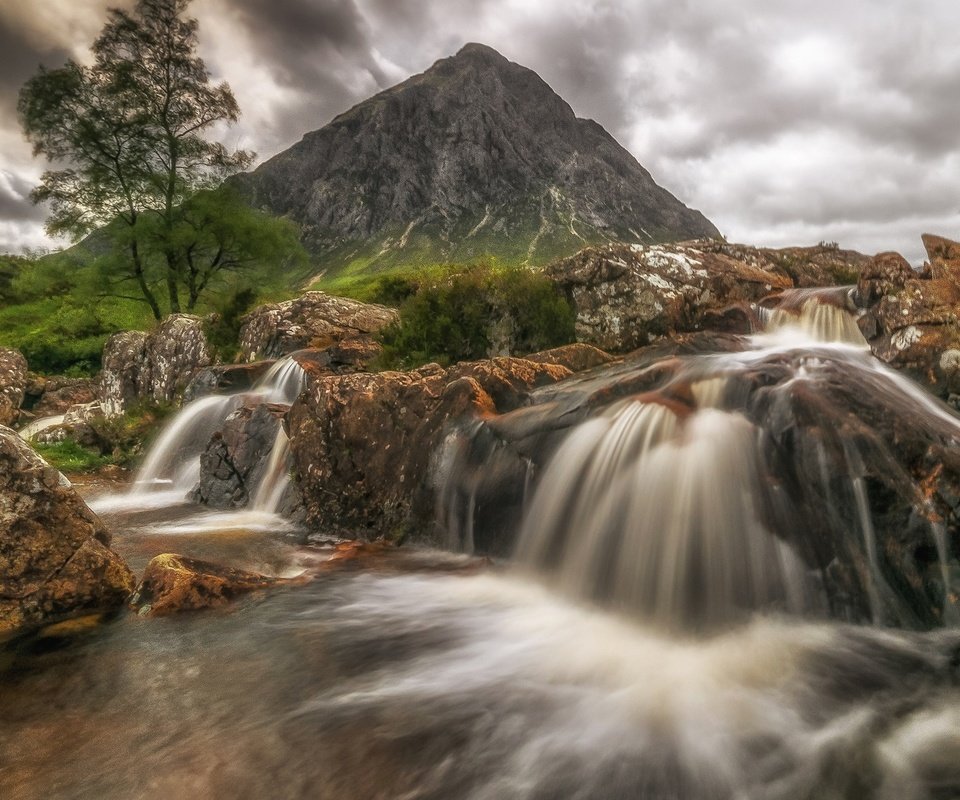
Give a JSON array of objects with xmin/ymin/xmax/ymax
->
[
  {"xmin": 22, "ymin": 376, "xmax": 96, "ymax": 419},
  {"xmin": 238, "ymin": 291, "xmax": 398, "ymax": 362},
  {"xmin": 0, "ymin": 425, "xmax": 134, "ymax": 637},
  {"xmin": 857, "ymin": 235, "xmax": 960, "ymax": 403},
  {"xmin": 523, "ymin": 343, "xmax": 614, "ymax": 373},
  {"xmin": 0, "ymin": 347, "xmax": 28, "ymax": 426},
  {"xmin": 286, "ymin": 357, "xmax": 572, "ymax": 543},
  {"xmin": 183, "ymin": 361, "xmax": 276, "ymax": 403},
  {"xmin": 129, "ymin": 554, "xmax": 301, "ymax": 616},
  {"xmin": 437, "ymin": 335, "xmax": 960, "ymax": 629},
  {"xmin": 100, "ymin": 315, "xmax": 213, "ymax": 416},
  {"xmin": 190, "ymin": 402, "xmax": 288, "ymax": 508},
  {"xmin": 548, "ymin": 240, "xmax": 868, "ymax": 352}
]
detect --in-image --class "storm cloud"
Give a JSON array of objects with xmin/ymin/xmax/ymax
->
[{"xmin": 1, "ymin": 0, "xmax": 958, "ymax": 261}]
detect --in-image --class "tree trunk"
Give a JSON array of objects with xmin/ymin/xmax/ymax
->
[
  {"xmin": 131, "ymin": 239, "xmax": 162, "ymax": 320},
  {"xmin": 165, "ymin": 252, "xmax": 181, "ymax": 314}
]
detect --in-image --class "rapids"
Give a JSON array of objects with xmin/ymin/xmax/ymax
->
[{"xmin": 5, "ymin": 292, "xmax": 960, "ymax": 799}]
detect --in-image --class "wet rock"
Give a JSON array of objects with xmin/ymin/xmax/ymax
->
[
  {"xmin": 523, "ymin": 343, "xmax": 614, "ymax": 373},
  {"xmin": 238, "ymin": 291, "xmax": 398, "ymax": 362},
  {"xmin": 286, "ymin": 356, "xmax": 571, "ymax": 543},
  {"xmin": 183, "ymin": 361, "xmax": 276, "ymax": 403},
  {"xmin": 130, "ymin": 554, "xmax": 301, "ymax": 616},
  {"xmin": 857, "ymin": 235, "xmax": 960, "ymax": 401},
  {"xmin": 438, "ymin": 336, "xmax": 960, "ymax": 629},
  {"xmin": 0, "ymin": 347, "xmax": 28, "ymax": 426},
  {"xmin": 0, "ymin": 425, "xmax": 134, "ymax": 637},
  {"xmin": 548, "ymin": 240, "xmax": 867, "ymax": 352},
  {"xmin": 100, "ymin": 315, "xmax": 213, "ymax": 416},
  {"xmin": 191, "ymin": 402, "xmax": 288, "ymax": 508}
]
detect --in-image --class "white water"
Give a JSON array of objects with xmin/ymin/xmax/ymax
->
[
  {"xmin": 512, "ymin": 297, "xmax": 956, "ymax": 627},
  {"xmin": 89, "ymin": 356, "xmax": 305, "ymax": 522}
]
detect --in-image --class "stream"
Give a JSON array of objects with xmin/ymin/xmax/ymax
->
[{"xmin": 3, "ymin": 292, "xmax": 960, "ymax": 799}]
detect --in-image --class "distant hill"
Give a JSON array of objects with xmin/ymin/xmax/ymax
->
[{"xmin": 233, "ymin": 43, "xmax": 720, "ymax": 282}]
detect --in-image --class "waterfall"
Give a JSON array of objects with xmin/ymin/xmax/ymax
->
[
  {"xmin": 89, "ymin": 356, "xmax": 305, "ymax": 516},
  {"xmin": 464, "ymin": 291, "xmax": 959, "ymax": 628}
]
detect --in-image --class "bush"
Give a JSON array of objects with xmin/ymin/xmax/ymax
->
[
  {"xmin": 376, "ymin": 265, "xmax": 575, "ymax": 369},
  {"xmin": 204, "ymin": 286, "xmax": 257, "ymax": 362}
]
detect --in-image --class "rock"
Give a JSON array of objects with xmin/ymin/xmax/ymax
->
[
  {"xmin": 548, "ymin": 240, "xmax": 867, "ymax": 352},
  {"xmin": 857, "ymin": 235, "xmax": 960, "ymax": 401},
  {"xmin": 182, "ymin": 360, "xmax": 276, "ymax": 403},
  {"xmin": 100, "ymin": 315, "xmax": 213, "ymax": 416},
  {"xmin": 523, "ymin": 343, "xmax": 615, "ymax": 373},
  {"xmin": 231, "ymin": 43, "xmax": 719, "ymax": 276},
  {"xmin": 190, "ymin": 402, "xmax": 288, "ymax": 508},
  {"xmin": 286, "ymin": 356, "xmax": 571, "ymax": 543},
  {"xmin": 0, "ymin": 425, "xmax": 134, "ymax": 637},
  {"xmin": 129, "ymin": 554, "xmax": 301, "ymax": 616},
  {"xmin": 437, "ymin": 335, "xmax": 960, "ymax": 628},
  {"xmin": 0, "ymin": 347, "xmax": 28, "ymax": 426},
  {"xmin": 238, "ymin": 291, "xmax": 398, "ymax": 362},
  {"xmin": 22, "ymin": 376, "xmax": 96, "ymax": 419}
]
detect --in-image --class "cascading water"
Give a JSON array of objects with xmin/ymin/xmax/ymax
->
[
  {"xmin": 11, "ymin": 290, "xmax": 960, "ymax": 800},
  {"xmin": 444, "ymin": 292, "xmax": 958, "ymax": 629},
  {"xmin": 89, "ymin": 355, "xmax": 305, "ymax": 518}
]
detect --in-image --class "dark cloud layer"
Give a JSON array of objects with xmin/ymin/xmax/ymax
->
[{"xmin": 1, "ymin": 0, "xmax": 958, "ymax": 261}]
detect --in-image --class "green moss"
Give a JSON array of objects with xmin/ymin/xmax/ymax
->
[{"xmin": 34, "ymin": 440, "xmax": 111, "ymax": 472}]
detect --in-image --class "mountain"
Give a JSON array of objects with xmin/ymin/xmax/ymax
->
[{"xmin": 235, "ymin": 43, "xmax": 720, "ymax": 279}]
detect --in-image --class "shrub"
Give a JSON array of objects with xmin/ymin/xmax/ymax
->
[{"xmin": 376, "ymin": 264, "xmax": 575, "ymax": 369}]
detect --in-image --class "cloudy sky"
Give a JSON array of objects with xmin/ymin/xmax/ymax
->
[{"xmin": 1, "ymin": 0, "xmax": 958, "ymax": 262}]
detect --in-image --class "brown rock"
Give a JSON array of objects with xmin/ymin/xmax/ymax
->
[
  {"xmin": 22, "ymin": 376, "xmax": 96, "ymax": 418},
  {"xmin": 286, "ymin": 356, "xmax": 572, "ymax": 543},
  {"xmin": 857, "ymin": 235, "xmax": 960, "ymax": 402},
  {"xmin": 183, "ymin": 361, "xmax": 277, "ymax": 403},
  {"xmin": 548, "ymin": 240, "xmax": 868, "ymax": 352},
  {"xmin": 0, "ymin": 347, "xmax": 28, "ymax": 426},
  {"xmin": 523, "ymin": 343, "xmax": 615, "ymax": 373},
  {"xmin": 130, "ymin": 553, "xmax": 301, "ymax": 616},
  {"xmin": 238, "ymin": 291, "xmax": 398, "ymax": 362},
  {"xmin": 0, "ymin": 425, "xmax": 135, "ymax": 638}
]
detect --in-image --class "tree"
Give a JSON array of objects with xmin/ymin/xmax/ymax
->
[{"xmin": 18, "ymin": 0, "xmax": 267, "ymax": 319}]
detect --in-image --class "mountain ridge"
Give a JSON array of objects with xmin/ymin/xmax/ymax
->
[{"xmin": 234, "ymin": 42, "xmax": 720, "ymax": 279}]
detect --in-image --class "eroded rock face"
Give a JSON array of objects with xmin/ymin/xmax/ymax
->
[
  {"xmin": 0, "ymin": 426, "xmax": 134, "ymax": 637},
  {"xmin": 857, "ymin": 235, "xmax": 960, "ymax": 403},
  {"xmin": 548, "ymin": 241, "xmax": 868, "ymax": 352},
  {"xmin": 287, "ymin": 356, "xmax": 572, "ymax": 543},
  {"xmin": 23, "ymin": 376, "xmax": 96, "ymax": 419},
  {"xmin": 191, "ymin": 402, "xmax": 288, "ymax": 508},
  {"xmin": 130, "ymin": 554, "xmax": 298, "ymax": 616},
  {"xmin": 183, "ymin": 361, "xmax": 276, "ymax": 403},
  {"xmin": 100, "ymin": 315, "xmax": 213, "ymax": 416},
  {"xmin": 238, "ymin": 291, "xmax": 397, "ymax": 362},
  {"xmin": 0, "ymin": 347, "xmax": 28, "ymax": 426}
]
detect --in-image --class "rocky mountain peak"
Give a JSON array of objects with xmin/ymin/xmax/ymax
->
[{"xmin": 235, "ymin": 43, "xmax": 720, "ymax": 279}]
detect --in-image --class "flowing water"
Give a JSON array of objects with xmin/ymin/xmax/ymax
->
[{"xmin": 4, "ymin": 295, "xmax": 960, "ymax": 799}]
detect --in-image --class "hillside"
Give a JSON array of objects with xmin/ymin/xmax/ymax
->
[{"xmin": 234, "ymin": 43, "xmax": 719, "ymax": 282}]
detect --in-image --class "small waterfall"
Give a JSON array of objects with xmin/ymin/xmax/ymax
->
[
  {"xmin": 761, "ymin": 296, "xmax": 867, "ymax": 346},
  {"xmin": 90, "ymin": 356, "xmax": 305, "ymax": 515},
  {"xmin": 516, "ymin": 400, "xmax": 819, "ymax": 627},
  {"xmin": 445, "ymin": 290, "xmax": 957, "ymax": 629},
  {"xmin": 251, "ymin": 426, "xmax": 293, "ymax": 514}
]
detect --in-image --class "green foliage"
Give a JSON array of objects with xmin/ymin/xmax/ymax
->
[
  {"xmin": 375, "ymin": 264, "xmax": 575, "ymax": 369},
  {"xmin": 89, "ymin": 400, "xmax": 175, "ymax": 465},
  {"xmin": 204, "ymin": 285, "xmax": 257, "ymax": 362},
  {"xmin": 18, "ymin": 0, "xmax": 256, "ymax": 317},
  {"xmin": 34, "ymin": 440, "xmax": 111, "ymax": 472}
]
